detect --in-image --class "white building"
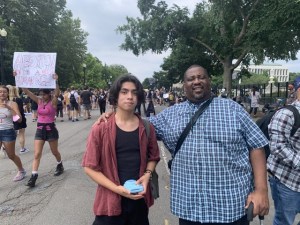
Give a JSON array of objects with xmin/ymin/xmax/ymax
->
[{"xmin": 235, "ymin": 64, "xmax": 289, "ymax": 83}]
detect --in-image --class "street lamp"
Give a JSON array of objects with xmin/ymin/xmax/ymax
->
[
  {"xmin": 82, "ymin": 63, "xmax": 86, "ymax": 86},
  {"xmin": 0, "ymin": 28, "xmax": 7, "ymax": 85}
]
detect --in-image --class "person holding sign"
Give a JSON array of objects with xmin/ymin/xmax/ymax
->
[
  {"xmin": 14, "ymin": 72, "xmax": 64, "ymax": 187},
  {"xmin": 0, "ymin": 85, "xmax": 26, "ymax": 181}
]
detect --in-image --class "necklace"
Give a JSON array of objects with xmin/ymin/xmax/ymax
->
[{"xmin": 43, "ymin": 101, "xmax": 49, "ymax": 109}]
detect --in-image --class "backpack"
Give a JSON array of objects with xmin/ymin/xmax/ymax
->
[
  {"xmin": 142, "ymin": 119, "xmax": 159, "ymax": 199},
  {"xmin": 69, "ymin": 92, "xmax": 76, "ymax": 104},
  {"xmin": 256, "ymin": 105, "xmax": 300, "ymax": 158}
]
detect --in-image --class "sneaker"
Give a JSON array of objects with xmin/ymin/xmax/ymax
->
[
  {"xmin": 20, "ymin": 148, "xmax": 30, "ymax": 154},
  {"xmin": 54, "ymin": 163, "xmax": 64, "ymax": 176},
  {"xmin": 60, "ymin": 119, "xmax": 64, "ymax": 122},
  {"xmin": 13, "ymin": 170, "xmax": 26, "ymax": 182},
  {"xmin": 75, "ymin": 118, "xmax": 79, "ymax": 121},
  {"xmin": 26, "ymin": 174, "xmax": 38, "ymax": 187},
  {"xmin": 72, "ymin": 120, "xmax": 75, "ymax": 122}
]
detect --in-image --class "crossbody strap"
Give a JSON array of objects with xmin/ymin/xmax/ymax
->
[{"xmin": 173, "ymin": 97, "xmax": 213, "ymax": 157}]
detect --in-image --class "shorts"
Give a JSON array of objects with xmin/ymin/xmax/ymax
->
[
  {"xmin": 83, "ymin": 104, "xmax": 91, "ymax": 110},
  {"xmin": 70, "ymin": 102, "xmax": 79, "ymax": 111},
  {"xmin": 14, "ymin": 116, "xmax": 27, "ymax": 130},
  {"xmin": 35, "ymin": 127, "xmax": 59, "ymax": 141},
  {"xmin": 0, "ymin": 129, "xmax": 17, "ymax": 142}
]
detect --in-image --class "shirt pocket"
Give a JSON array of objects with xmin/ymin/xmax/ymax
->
[{"xmin": 202, "ymin": 117, "xmax": 242, "ymax": 144}]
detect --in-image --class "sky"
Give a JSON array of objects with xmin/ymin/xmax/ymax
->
[{"xmin": 65, "ymin": 0, "xmax": 300, "ymax": 82}]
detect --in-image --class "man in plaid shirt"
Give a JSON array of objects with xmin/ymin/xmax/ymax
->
[
  {"xmin": 150, "ymin": 65, "xmax": 269, "ymax": 224},
  {"xmin": 267, "ymin": 76, "xmax": 300, "ymax": 225}
]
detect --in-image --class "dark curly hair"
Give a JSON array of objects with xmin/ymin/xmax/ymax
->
[{"xmin": 109, "ymin": 74, "xmax": 145, "ymax": 106}]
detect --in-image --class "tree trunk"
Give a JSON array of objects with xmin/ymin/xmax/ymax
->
[{"xmin": 222, "ymin": 60, "xmax": 234, "ymax": 98}]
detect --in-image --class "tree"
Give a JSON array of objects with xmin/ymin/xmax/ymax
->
[
  {"xmin": 117, "ymin": 0, "xmax": 300, "ymax": 96},
  {"xmin": 0, "ymin": 0, "xmax": 88, "ymax": 87}
]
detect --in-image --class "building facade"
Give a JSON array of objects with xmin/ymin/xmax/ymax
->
[{"xmin": 235, "ymin": 64, "xmax": 289, "ymax": 82}]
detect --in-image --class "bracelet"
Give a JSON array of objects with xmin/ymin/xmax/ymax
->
[{"xmin": 144, "ymin": 169, "xmax": 153, "ymax": 178}]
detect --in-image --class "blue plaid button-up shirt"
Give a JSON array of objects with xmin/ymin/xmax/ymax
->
[{"xmin": 149, "ymin": 97, "xmax": 268, "ymax": 223}]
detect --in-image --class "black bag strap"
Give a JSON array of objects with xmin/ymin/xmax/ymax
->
[
  {"xmin": 284, "ymin": 105, "xmax": 300, "ymax": 136},
  {"xmin": 173, "ymin": 97, "xmax": 213, "ymax": 157}
]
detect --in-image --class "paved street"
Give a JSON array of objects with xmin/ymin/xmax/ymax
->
[{"xmin": 0, "ymin": 105, "xmax": 299, "ymax": 225}]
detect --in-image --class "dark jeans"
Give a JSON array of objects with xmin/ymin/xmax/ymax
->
[
  {"xmin": 93, "ymin": 198, "xmax": 149, "ymax": 225},
  {"xmin": 56, "ymin": 106, "xmax": 63, "ymax": 118},
  {"xmin": 249, "ymin": 107, "xmax": 258, "ymax": 115},
  {"xmin": 179, "ymin": 215, "xmax": 249, "ymax": 225},
  {"xmin": 99, "ymin": 102, "xmax": 106, "ymax": 114}
]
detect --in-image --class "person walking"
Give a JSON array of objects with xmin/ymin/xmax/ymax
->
[
  {"xmin": 7, "ymin": 85, "xmax": 29, "ymax": 154},
  {"xmin": 68, "ymin": 86, "xmax": 79, "ymax": 122},
  {"xmin": 97, "ymin": 89, "xmax": 107, "ymax": 114},
  {"xmin": 56, "ymin": 90, "xmax": 64, "ymax": 122},
  {"xmin": 80, "ymin": 86, "xmax": 92, "ymax": 120},
  {"xmin": 83, "ymin": 74, "xmax": 160, "ymax": 225},
  {"xmin": 21, "ymin": 74, "xmax": 64, "ymax": 188},
  {"xmin": 267, "ymin": 76, "xmax": 300, "ymax": 225},
  {"xmin": 249, "ymin": 87, "xmax": 261, "ymax": 117},
  {"xmin": 0, "ymin": 85, "xmax": 26, "ymax": 181}
]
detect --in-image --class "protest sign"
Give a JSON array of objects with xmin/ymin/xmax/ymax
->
[{"xmin": 13, "ymin": 52, "xmax": 57, "ymax": 88}]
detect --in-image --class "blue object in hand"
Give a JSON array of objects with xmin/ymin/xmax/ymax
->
[{"xmin": 124, "ymin": 180, "xmax": 144, "ymax": 194}]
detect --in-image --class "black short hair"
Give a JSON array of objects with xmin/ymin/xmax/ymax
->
[
  {"xmin": 109, "ymin": 74, "xmax": 145, "ymax": 106},
  {"xmin": 184, "ymin": 65, "xmax": 209, "ymax": 80}
]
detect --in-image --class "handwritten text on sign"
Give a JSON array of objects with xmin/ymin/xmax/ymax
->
[{"xmin": 13, "ymin": 52, "xmax": 57, "ymax": 88}]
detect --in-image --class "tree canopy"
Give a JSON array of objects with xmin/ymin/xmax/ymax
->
[
  {"xmin": 0, "ymin": 0, "xmax": 129, "ymax": 88},
  {"xmin": 118, "ymin": 0, "xmax": 300, "ymax": 95}
]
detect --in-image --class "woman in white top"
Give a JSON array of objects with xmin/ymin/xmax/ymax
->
[
  {"xmin": 0, "ymin": 85, "xmax": 26, "ymax": 181},
  {"xmin": 249, "ymin": 87, "xmax": 261, "ymax": 117}
]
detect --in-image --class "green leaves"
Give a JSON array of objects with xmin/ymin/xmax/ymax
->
[{"xmin": 118, "ymin": 0, "xmax": 300, "ymax": 95}]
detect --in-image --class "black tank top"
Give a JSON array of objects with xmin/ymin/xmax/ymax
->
[{"xmin": 116, "ymin": 125, "xmax": 140, "ymax": 185}]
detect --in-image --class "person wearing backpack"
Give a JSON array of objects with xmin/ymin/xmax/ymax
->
[
  {"xmin": 267, "ymin": 76, "xmax": 300, "ymax": 225},
  {"xmin": 68, "ymin": 86, "xmax": 79, "ymax": 122}
]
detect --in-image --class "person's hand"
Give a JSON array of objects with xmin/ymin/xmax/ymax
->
[
  {"xmin": 12, "ymin": 71, "xmax": 17, "ymax": 76},
  {"xmin": 245, "ymin": 189, "xmax": 269, "ymax": 218},
  {"xmin": 53, "ymin": 73, "xmax": 58, "ymax": 80},
  {"xmin": 93, "ymin": 111, "xmax": 114, "ymax": 126},
  {"xmin": 116, "ymin": 185, "xmax": 144, "ymax": 200},
  {"xmin": 135, "ymin": 173, "xmax": 151, "ymax": 195}
]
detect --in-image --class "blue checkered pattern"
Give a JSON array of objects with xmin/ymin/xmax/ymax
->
[
  {"xmin": 150, "ymin": 97, "xmax": 268, "ymax": 223},
  {"xmin": 267, "ymin": 100, "xmax": 300, "ymax": 192}
]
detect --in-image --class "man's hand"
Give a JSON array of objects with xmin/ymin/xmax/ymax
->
[
  {"xmin": 245, "ymin": 189, "xmax": 269, "ymax": 218},
  {"xmin": 93, "ymin": 112, "xmax": 114, "ymax": 126}
]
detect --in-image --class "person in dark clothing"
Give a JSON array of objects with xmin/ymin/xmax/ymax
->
[
  {"xmin": 80, "ymin": 86, "xmax": 92, "ymax": 120},
  {"xmin": 56, "ymin": 90, "xmax": 64, "ymax": 122},
  {"xmin": 146, "ymin": 100, "xmax": 155, "ymax": 117},
  {"xmin": 98, "ymin": 89, "xmax": 107, "ymax": 114}
]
